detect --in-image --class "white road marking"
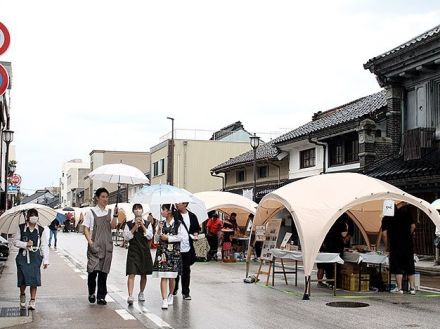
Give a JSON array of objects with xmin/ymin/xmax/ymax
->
[
  {"xmin": 106, "ymin": 296, "xmax": 115, "ymax": 303},
  {"xmin": 139, "ymin": 306, "xmax": 173, "ymax": 328},
  {"xmin": 108, "ymin": 284, "xmax": 120, "ymax": 292},
  {"xmin": 74, "ymin": 268, "xmax": 81, "ymax": 273},
  {"xmin": 115, "ymin": 309, "xmax": 136, "ymax": 320},
  {"xmin": 80, "ymin": 274, "xmax": 87, "ymax": 280}
]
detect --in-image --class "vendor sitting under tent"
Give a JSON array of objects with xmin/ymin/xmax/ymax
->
[{"xmin": 317, "ymin": 215, "xmax": 348, "ymax": 288}]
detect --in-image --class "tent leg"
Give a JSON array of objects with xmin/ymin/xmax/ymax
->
[{"xmin": 303, "ymin": 276, "xmax": 311, "ymax": 300}]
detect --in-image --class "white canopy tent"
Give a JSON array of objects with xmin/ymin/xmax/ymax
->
[
  {"xmin": 254, "ymin": 173, "xmax": 440, "ymax": 298},
  {"xmin": 194, "ymin": 191, "xmax": 257, "ymax": 226}
]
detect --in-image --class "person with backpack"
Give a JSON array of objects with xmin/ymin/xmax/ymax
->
[{"xmin": 13, "ymin": 208, "xmax": 50, "ymax": 310}]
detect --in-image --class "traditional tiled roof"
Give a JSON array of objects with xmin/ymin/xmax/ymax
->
[
  {"xmin": 274, "ymin": 90, "xmax": 387, "ymax": 145},
  {"xmin": 212, "ymin": 141, "xmax": 280, "ymax": 172},
  {"xmin": 366, "ymin": 149, "xmax": 440, "ymax": 180},
  {"xmin": 364, "ymin": 24, "xmax": 440, "ymax": 68}
]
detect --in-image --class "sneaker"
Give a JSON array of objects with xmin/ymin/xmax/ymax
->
[
  {"xmin": 172, "ymin": 289, "xmax": 178, "ymax": 296},
  {"xmin": 88, "ymin": 294, "xmax": 96, "ymax": 304},
  {"xmin": 97, "ymin": 299, "xmax": 107, "ymax": 305},
  {"xmin": 317, "ymin": 282, "xmax": 328, "ymax": 288},
  {"xmin": 409, "ymin": 288, "xmax": 416, "ymax": 295},
  {"xmin": 161, "ymin": 299, "xmax": 168, "ymax": 309},
  {"xmin": 183, "ymin": 294, "xmax": 192, "ymax": 300},
  {"xmin": 167, "ymin": 294, "xmax": 174, "ymax": 306},
  {"xmin": 127, "ymin": 296, "xmax": 134, "ymax": 306},
  {"xmin": 19, "ymin": 294, "xmax": 26, "ymax": 309},
  {"xmin": 138, "ymin": 292, "xmax": 145, "ymax": 302},
  {"xmin": 390, "ymin": 287, "xmax": 404, "ymax": 294},
  {"xmin": 28, "ymin": 299, "xmax": 36, "ymax": 310}
]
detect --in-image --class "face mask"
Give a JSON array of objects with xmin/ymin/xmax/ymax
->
[
  {"xmin": 134, "ymin": 210, "xmax": 143, "ymax": 216},
  {"xmin": 29, "ymin": 216, "xmax": 38, "ymax": 224}
]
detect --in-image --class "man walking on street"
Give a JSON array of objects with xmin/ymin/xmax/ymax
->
[
  {"xmin": 173, "ymin": 202, "xmax": 200, "ymax": 300},
  {"xmin": 83, "ymin": 188, "xmax": 118, "ymax": 305},
  {"xmin": 48, "ymin": 217, "xmax": 60, "ymax": 249}
]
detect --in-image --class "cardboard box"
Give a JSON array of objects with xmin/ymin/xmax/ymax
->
[
  {"xmin": 342, "ymin": 274, "xmax": 370, "ymax": 291},
  {"xmin": 340, "ymin": 263, "xmax": 360, "ymax": 275}
]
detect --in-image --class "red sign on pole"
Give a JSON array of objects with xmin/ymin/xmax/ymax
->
[
  {"xmin": 10, "ymin": 174, "xmax": 21, "ymax": 186},
  {"xmin": 0, "ymin": 64, "xmax": 8, "ymax": 96},
  {"xmin": 0, "ymin": 22, "xmax": 10, "ymax": 56}
]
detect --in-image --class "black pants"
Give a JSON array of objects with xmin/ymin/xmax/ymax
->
[
  {"xmin": 207, "ymin": 234, "xmax": 219, "ymax": 259},
  {"xmin": 175, "ymin": 252, "xmax": 193, "ymax": 296},
  {"xmin": 88, "ymin": 271, "xmax": 108, "ymax": 299}
]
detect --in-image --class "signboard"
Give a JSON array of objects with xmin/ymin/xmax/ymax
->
[
  {"xmin": 255, "ymin": 225, "xmax": 266, "ymax": 241},
  {"xmin": 383, "ymin": 199, "xmax": 395, "ymax": 217},
  {"xmin": 0, "ymin": 64, "xmax": 8, "ymax": 96},
  {"xmin": 0, "ymin": 22, "xmax": 10, "ymax": 56},
  {"xmin": 245, "ymin": 219, "xmax": 253, "ymax": 233},
  {"xmin": 260, "ymin": 218, "xmax": 282, "ymax": 260},
  {"xmin": 10, "ymin": 174, "xmax": 21, "ymax": 186},
  {"xmin": 7, "ymin": 185, "xmax": 18, "ymax": 194},
  {"xmin": 280, "ymin": 232, "xmax": 293, "ymax": 249}
]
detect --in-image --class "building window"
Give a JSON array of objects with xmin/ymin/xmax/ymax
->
[
  {"xmin": 345, "ymin": 137, "xmax": 359, "ymax": 163},
  {"xmin": 153, "ymin": 162, "xmax": 159, "ymax": 176},
  {"xmin": 300, "ymin": 148, "xmax": 316, "ymax": 169},
  {"xmin": 153, "ymin": 159, "xmax": 166, "ymax": 177},
  {"xmin": 329, "ymin": 142, "xmax": 343, "ymax": 166},
  {"xmin": 328, "ymin": 133, "xmax": 359, "ymax": 167},
  {"xmin": 258, "ymin": 166, "xmax": 269, "ymax": 178},
  {"xmin": 236, "ymin": 170, "xmax": 246, "ymax": 182}
]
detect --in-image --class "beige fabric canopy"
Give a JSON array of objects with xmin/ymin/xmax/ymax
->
[
  {"xmin": 194, "ymin": 191, "xmax": 257, "ymax": 226},
  {"xmin": 255, "ymin": 173, "xmax": 440, "ymax": 277}
]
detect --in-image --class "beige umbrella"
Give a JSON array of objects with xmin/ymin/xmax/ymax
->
[{"xmin": 0, "ymin": 204, "xmax": 57, "ymax": 235}]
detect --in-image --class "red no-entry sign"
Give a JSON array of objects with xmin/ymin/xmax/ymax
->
[
  {"xmin": 0, "ymin": 64, "xmax": 8, "ymax": 96},
  {"xmin": 0, "ymin": 22, "xmax": 10, "ymax": 56}
]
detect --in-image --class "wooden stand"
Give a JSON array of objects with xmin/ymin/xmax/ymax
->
[{"xmin": 255, "ymin": 259, "xmax": 273, "ymax": 286}]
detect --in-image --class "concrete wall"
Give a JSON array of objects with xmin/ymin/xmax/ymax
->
[
  {"xmin": 60, "ymin": 160, "xmax": 89, "ymax": 207},
  {"xmin": 150, "ymin": 140, "xmax": 252, "ymax": 193}
]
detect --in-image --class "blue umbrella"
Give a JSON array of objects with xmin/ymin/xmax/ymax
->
[{"xmin": 56, "ymin": 212, "xmax": 66, "ymax": 224}]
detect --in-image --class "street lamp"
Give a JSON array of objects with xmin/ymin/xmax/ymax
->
[
  {"xmin": 167, "ymin": 117, "xmax": 175, "ymax": 186},
  {"xmin": 249, "ymin": 133, "xmax": 260, "ymax": 202},
  {"xmin": 2, "ymin": 129, "xmax": 14, "ymax": 210}
]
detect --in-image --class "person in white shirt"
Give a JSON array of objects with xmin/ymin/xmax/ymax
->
[
  {"xmin": 123, "ymin": 203, "xmax": 154, "ymax": 306},
  {"xmin": 83, "ymin": 188, "xmax": 118, "ymax": 305},
  {"xmin": 172, "ymin": 202, "xmax": 201, "ymax": 300},
  {"xmin": 13, "ymin": 208, "xmax": 49, "ymax": 310},
  {"xmin": 153, "ymin": 204, "xmax": 184, "ymax": 310}
]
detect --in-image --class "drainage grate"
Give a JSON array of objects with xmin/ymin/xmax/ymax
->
[
  {"xmin": 326, "ymin": 301, "xmax": 369, "ymax": 308},
  {"xmin": 0, "ymin": 307, "xmax": 28, "ymax": 317}
]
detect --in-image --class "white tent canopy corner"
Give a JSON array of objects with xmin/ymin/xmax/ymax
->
[
  {"xmin": 255, "ymin": 173, "xmax": 440, "ymax": 282},
  {"xmin": 194, "ymin": 191, "xmax": 257, "ymax": 226}
]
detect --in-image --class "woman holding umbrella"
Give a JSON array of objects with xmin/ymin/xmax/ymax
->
[
  {"xmin": 123, "ymin": 204, "xmax": 153, "ymax": 306},
  {"xmin": 152, "ymin": 204, "xmax": 183, "ymax": 310},
  {"xmin": 13, "ymin": 208, "xmax": 49, "ymax": 310}
]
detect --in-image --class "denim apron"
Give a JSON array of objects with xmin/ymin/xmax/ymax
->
[{"xmin": 16, "ymin": 224, "xmax": 43, "ymax": 287}]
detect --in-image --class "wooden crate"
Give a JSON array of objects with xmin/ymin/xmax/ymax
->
[{"xmin": 342, "ymin": 274, "xmax": 370, "ymax": 291}]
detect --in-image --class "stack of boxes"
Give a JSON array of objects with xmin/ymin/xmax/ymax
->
[{"xmin": 340, "ymin": 263, "xmax": 370, "ymax": 292}]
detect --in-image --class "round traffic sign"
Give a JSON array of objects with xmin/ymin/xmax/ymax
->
[
  {"xmin": 0, "ymin": 22, "xmax": 10, "ymax": 56},
  {"xmin": 11, "ymin": 174, "xmax": 21, "ymax": 186},
  {"xmin": 0, "ymin": 64, "xmax": 9, "ymax": 96}
]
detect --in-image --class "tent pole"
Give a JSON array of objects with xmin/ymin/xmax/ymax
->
[
  {"xmin": 302, "ymin": 276, "xmax": 310, "ymax": 300},
  {"xmin": 245, "ymin": 223, "xmax": 254, "ymax": 278}
]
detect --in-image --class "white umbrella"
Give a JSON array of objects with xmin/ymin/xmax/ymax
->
[
  {"xmin": 131, "ymin": 185, "xmax": 207, "ymax": 223},
  {"xmin": 88, "ymin": 163, "xmax": 149, "ymax": 185},
  {"xmin": 0, "ymin": 204, "xmax": 58, "ymax": 235}
]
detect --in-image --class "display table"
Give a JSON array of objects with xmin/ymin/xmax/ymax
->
[
  {"xmin": 343, "ymin": 251, "xmax": 419, "ymax": 291},
  {"xmin": 269, "ymin": 249, "xmax": 344, "ymax": 296}
]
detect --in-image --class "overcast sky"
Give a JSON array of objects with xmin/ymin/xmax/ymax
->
[{"xmin": 1, "ymin": 0, "xmax": 440, "ymax": 193}]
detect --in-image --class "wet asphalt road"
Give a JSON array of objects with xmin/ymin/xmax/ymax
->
[{"xmin": 57, "ymin": 232, "xmax": 440, "ymax": 329}]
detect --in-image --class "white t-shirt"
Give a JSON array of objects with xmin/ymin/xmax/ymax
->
[
  {"xmin": 180, "ymin": 212, "xmax": 191, "ymax": 253},
  {"xmin": 83, "ymin": 206, "xmax": 109, "ymax": 232}
]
